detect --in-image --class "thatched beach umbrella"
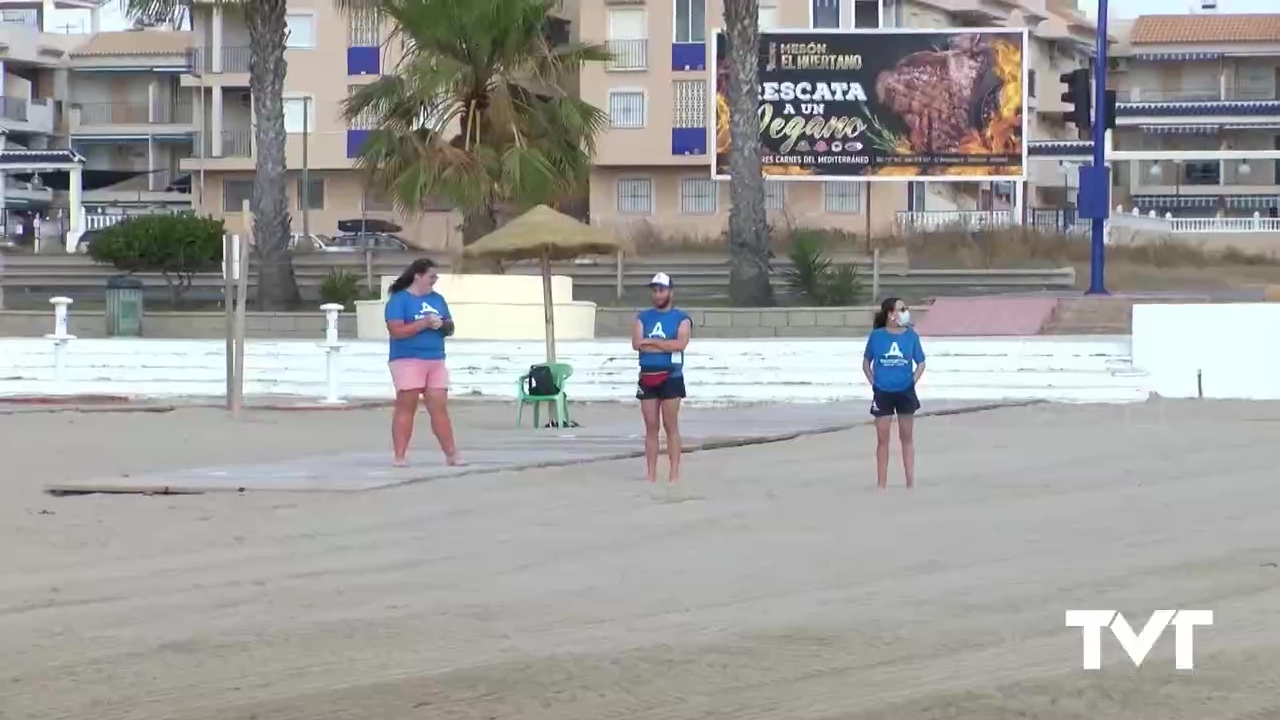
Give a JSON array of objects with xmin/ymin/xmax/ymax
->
[{"xmin": 463, "ymin": 205, "xmax": 626, "ymax": 363}]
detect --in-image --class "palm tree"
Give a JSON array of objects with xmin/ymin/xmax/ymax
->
[
  {"xmin": 722, "ymin": 0, "xmax": 773, "ymax": 306},
  {"xmin": 338, "ymin": 0, "xmax": 608, "ymax": 246},
  {"xmin": 124, "ymin": 0, "xmax": 301, "ymax": 309}
]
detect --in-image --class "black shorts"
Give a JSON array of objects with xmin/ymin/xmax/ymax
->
[
  {"xmin": 870, "ymin": 386, "xmax": 920, "ymax": 417},
  {"xmin": 637, "ymin": 374, "xmax": 687, "ymax": 401}
]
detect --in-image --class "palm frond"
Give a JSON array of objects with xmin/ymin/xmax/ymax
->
[{"xmin": 348, "ymin": 0, "xmax": 607, "ymax": 222}]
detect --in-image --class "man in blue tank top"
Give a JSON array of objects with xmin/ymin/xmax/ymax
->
[{"xmin": 632, "ymin": 272, "xmax": 692, "ymax": 483}]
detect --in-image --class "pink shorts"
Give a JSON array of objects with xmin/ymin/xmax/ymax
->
[{"xmin": 389, "ymin": 359, "xmax": 449, "ymax": 392}]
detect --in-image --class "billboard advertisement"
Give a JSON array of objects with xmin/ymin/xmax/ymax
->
[{"xmin": 711, "ymin": 28, "xmax": 1029, "ymax": 181}]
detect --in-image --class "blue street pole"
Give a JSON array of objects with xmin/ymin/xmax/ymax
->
[{"xmin": 1087, "ymin": 0, "xmax": 1109, "ymax": 295}]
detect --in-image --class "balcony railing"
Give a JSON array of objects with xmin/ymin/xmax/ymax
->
[
  {"xmin": 0, "ymin": 97, "xmax": 28, "ymax": 122},
  {"xmin": 1119, "ymin": 87, "xmax": 1279, "ymax": 102},
  {"xmin": 0, "ymin": 8, "xmax": 38, "ymax": 28},
  {"xmin": 75, "ymin": 102, "xmax": 195, "ymax": 126},
  {"xmin": 220, "ymin": 129, "xmax": 252, "ymax": 158},
  {"xmin": 188, "ymin": 46, "xmax": 252, "ymax": 74},
  {"xmin": 607, "ymin": 39, "xmax": 648, "ymax": 70},
  {"xmin": 82, "ymin": 168, "xmax": 191, "ymax": 194}
]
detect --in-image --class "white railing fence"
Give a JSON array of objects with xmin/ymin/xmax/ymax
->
[{"xmin": 897, "ymin": 209, "xmax": 1280, "ymax": 235}]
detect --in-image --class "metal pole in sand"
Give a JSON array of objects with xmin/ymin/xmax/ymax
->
[
  {"xmin": 223, "ymin": 232, "xmax": 235, "ymax": 410},
  {"xmin": 232, "ymin": 200, "xmax": 250, "ymax": 417}
]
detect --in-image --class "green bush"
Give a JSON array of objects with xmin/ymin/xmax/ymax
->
[
  {"xmin": 87, "ymin": 214, "xmax": 225, "ymax": 305},
  {"xmin": 319, "ymin": 269, "xmax": 365, "ymax": 311},
  {"xmin": 783, "ymin": 229, "xmax": 863, "ymax": 306}
]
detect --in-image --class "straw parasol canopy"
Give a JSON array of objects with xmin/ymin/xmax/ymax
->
[{"xmin": 463, "ymin": 205, "xmax": 627, "ymax": 363}]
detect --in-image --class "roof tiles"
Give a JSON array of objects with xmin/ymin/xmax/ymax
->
[
  {"xmin": 70, "ymin": 30, "xmax": 192, "ymax": 57},
  {"xmin": 1130, "ymin": 14, "xmax": 1280, "ymax": 44}
]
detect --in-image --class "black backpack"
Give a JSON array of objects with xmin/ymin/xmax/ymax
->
[{"xmin": 526, "ymin": 364, "xmax": 560, "ymax": 396}]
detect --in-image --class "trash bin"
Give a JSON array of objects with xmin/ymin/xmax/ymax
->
[{"xmin": 105, "ymin": 274, "xmax": 144, "ymax": 337}]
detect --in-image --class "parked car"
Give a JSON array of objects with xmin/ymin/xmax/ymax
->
[
  {"xmin": 287, "ymin": 233, "xmax": 335, "ymax": 253},
  {"xmin": 327, "ymin": 233, "xmax": 410, "ymax": 252}
]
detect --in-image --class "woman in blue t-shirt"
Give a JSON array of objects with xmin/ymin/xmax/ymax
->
[
  {"xmin": 862, "ymin": 297, "xmax": 926, "ymax": 489},
  {"xmin": 383, "ymin": 258, "xmax": 461, "ymax": 467}
]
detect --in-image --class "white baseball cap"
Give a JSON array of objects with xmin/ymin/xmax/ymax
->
[{"xmin": 648, "ymin": 272, "xmax": 673, "ymax": 288}]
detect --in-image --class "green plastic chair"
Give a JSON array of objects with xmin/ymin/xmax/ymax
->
[{"xmin": 516, "ymin": 362, "xmax": 575, "ymax": 428}]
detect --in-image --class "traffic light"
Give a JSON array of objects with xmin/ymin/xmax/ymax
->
[{"xmin": 1060, "ymin": 68, "xmax": 1092, "ymax": 132}]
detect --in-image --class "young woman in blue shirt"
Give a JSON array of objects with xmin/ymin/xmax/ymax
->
[
  {"xmin": 862, "ymin": 297, "xmax": 926, "ymax": 489},
  {"xmin": 383, "ymin": 258, "xmax": 461, "ymax": 467}
]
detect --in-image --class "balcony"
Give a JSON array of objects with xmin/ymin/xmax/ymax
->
[
  {"xmin": 84, "ymin": 169, "xmax": 193, "ymax": 205},
  {"xmin": 0, "ymin": 96, "xmax": 26, "ymax": 122},
  {"xmin": 1116, "ymin": 86, "xmax": 1280, "ymax": 121},
  {"xmin": 70, "ymin": 102, "xmax": 197, "ymax": 136},
  {"xmin": 186, "ymin": 46, "xmax": 252, "ymax": 76},
  {"xmin": 0, "ymin": 97, "xmax": 55, "ymax": 135},
  {"xmin": 0, "ymin": 9, "xmax": 38, "ymax": 29},
  {"xmin": 1119, "ymin": 87, "xmax": 1279, "ymax": 103},
  {"xmin": 607, "ymin": 39, "xmax": 648, "ymax": 71},
  {"xmin": 186, "ymin": 128, "xmax": 252, "ymax": 161}
]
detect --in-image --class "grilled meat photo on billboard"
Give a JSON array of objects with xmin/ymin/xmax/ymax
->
[{"xmin": 712, "ymin": 28, "xmax": 1027, "ymax": 180}]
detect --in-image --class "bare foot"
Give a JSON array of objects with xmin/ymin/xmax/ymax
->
[
  {"xmin": 668, "ymin": 474, "xmax": 680, "ymax": 484},
  {"xmin": 446, "ymin": 454, "xmax": 468, "ymax": 467},
  {"xmin": 393, "ymin": 457, "xmax": 408, "ymax": 468},
  {"xmin": 646, "ymin": 475, "xmax": 657, "ymax": 483}
]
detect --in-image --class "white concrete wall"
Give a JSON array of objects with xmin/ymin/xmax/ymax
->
[
  {"xmin": 1132, "ymin": 304, "xmax": 1280, "ymax": 399},
  {"xmin": 0, "ymin": 337, "xmax": 1148, "ymax": 404}
]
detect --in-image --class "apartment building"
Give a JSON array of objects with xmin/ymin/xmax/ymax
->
[
  {"xmin": 181, "ymin": 0, "xmax": 577, "ymax": 246},
  {"xmin": 1108, "ymin": 12, "xmax": 1280, "ymax": 218},
  {"xmin": 578, "ymin": 0, "xmax": 1099, "ymax": 239}
]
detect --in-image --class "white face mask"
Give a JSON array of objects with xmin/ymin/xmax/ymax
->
[{"xmin": 897, "ymin": 310, "xmax": 911, "ymax": 326}]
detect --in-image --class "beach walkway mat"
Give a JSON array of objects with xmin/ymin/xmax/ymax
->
[{"xmin": 44, "ymin": 400, "xmax": 1024, "ymax": 494}]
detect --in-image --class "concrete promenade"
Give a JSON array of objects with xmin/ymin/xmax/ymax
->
[{"xmin": 4, "ymin": 400, "xmax": 1280, "ymax": 720}]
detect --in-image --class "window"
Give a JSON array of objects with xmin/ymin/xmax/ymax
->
[
  {"xmin": 608, "ymin": 90, "xmax": 646, "ymax": 128},
  {"xmin": 283, "ymin": 96, "xmax": 316, "ymax": 133},
  {"xmin": 347, "ymin": 7, "xmax": 379, "ymax": 46},
  {"xmin": 823, "ymin": 181, "xmax": 863, "ymax": 213},
  {"xmin": 853, "ymin": 0, "xmax": 880, "ymax": 28},
  {"xmin": 223, "ymin": 178, "xmax": 253, "ymax": 212},
  {"xmin": 362, "ymin": 187, "xmax": 395, "ymax": 212},
  {"xmin": 285, "ymin": 13, "xmax": 316, "ymax": 49},
  {"xmin": 672, "ymin": 80, "xmax": 705, "ymax": 128},
  {"xmin": 812, "ymin": 0, "xmax": 839, "ymax": 28},
  {"xmin": 759, "ymin": 0, "xmax": 779, "ymax": 29},
  {"xmin": 674, "ymin": 0, "xmax": 705, "ymax": 43},
  {"xmin": 609, "ymin": 8, "xmax": 646, "ymax": 39},
  {"xmin": 296, "ymin": 177, "xmax": 324, "ymax": 210},
  {"xmin": 680, "ymin": 177, "xmax": 717, "ymax": 214},
  {"xmin": 347, "ymin": 85, "xmax": 376, "ymax": 129},
  {"xmin": 1028, "ymin": 69, "xmax": 1037, "ymax": 98},
  {"xmin": 608, "ymin": 9, "xmax": 648, "ymax": 70},
  {"xmin": 1183, "ymin": 161, "xmax": 1219, "ymax": 185},
  {"xmin": 764, "ymin": 180, "xmax": 785, "ymax": 210},
  {"xmin": 617, "ymin": 178, "xmax": 653, "ymax": 214}
]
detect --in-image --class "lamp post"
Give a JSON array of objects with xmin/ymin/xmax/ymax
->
[
  {"xmin": 1086, "ymin": 0, "xmax": 1110, "ymax": 295},
  {"xmin": 301, "ymin": 95, "xmax": 311, "ymax": 239}
]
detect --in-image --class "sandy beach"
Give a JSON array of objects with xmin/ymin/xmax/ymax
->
[{"xmin": 4, "ymin": 400, "xmax": 1280, "ymax": 720}]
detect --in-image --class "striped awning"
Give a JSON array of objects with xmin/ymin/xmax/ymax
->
[
  {"xmin": 1131, "ymin": 52, "xmax": 1222, "ymax": 61},
  {"xmin": 1028, "ymin": 140, "xmax": 1093, "ymax": 157},
  {"xmin": 1138, "ymin": 124, "xmax": 1219, "ymax": 134},
  {"xmin": 1226, "ymin": 195, "xmax": 1280, "ymax": 210},
  {"xmin": 1133, "ymin": 195, "xmax": 1219, "ymax": 209}
]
